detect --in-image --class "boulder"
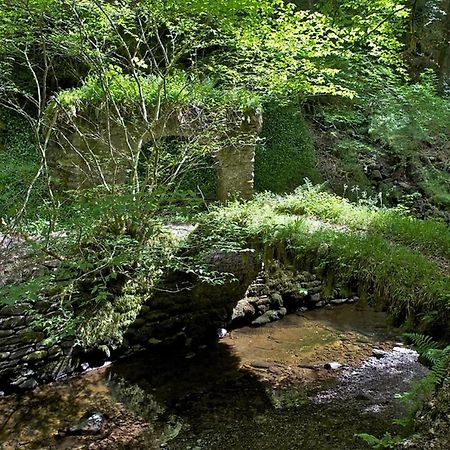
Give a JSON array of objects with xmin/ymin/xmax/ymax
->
[{"xmin": 126, "ymin": 250, "xmax": 261, "ymax": 346}]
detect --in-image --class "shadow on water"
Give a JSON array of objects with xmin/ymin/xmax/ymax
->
[{"xmin": 0, "ymin": 304, "xmax": 428, "ymax": 450}]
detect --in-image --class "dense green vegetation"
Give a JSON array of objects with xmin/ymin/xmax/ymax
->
[
  {"xmin": 255, "ymin": 102, "xmax": 321, "ymax": 193},
  {"xmin": 195, "ymin": 188, "xmax": 450, "ymax": 336},
  {"xmin": 1, "ymin": 0, "xmax": 450, "ymax": 447}
]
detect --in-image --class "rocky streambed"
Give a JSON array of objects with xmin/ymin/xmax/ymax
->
[{"xmin": 0, "ymin": 303, "xmax": 427, "ymax": 450}]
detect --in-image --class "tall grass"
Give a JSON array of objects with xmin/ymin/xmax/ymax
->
[{"xmin": 199, "ymin": 190, "xmax": 450, "ymax": 336}]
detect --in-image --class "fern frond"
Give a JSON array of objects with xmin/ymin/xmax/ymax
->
[
  {"xmin": 405, "ymin": 333, "xmax": 450, "ymax": 387},
  {"xmin": 404, "ymin": 333, "xmax": 438, "ymax": 355}
]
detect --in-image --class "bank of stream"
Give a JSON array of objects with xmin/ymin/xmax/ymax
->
[{"xmin": 0, "ymin": 302, "xmax": 428, "ymax": 449}]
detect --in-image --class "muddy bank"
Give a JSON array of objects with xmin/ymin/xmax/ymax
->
[{"xmin": 0, "ymin": 304, "xmax": 427, "ymax": 450}]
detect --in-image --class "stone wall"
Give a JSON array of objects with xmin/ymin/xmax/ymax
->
[
  {"xmin": 48, "ymin": 108, "xmax": 261, "ymax": 201},
  {"xmin": 0, "ymin": 301, "xmax": 75, "ymax": 392},
  {"xmin": 124, "ymin": 250, "xmax": 261, "ymax": 350},
  {"xmin": 0, "ymin": 248, "xmax": 261, "ymax": 393},
  {"xmin": 229, "ymin": 267, "xmax": 359, "ymax": 328}
]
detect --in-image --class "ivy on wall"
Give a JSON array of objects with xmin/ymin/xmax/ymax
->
[
  {"xmin": 255, "ymin": 102, "xmax": 321, "ymax": 193},
  {"xmin": 0, "ymin": 110, "xmax": 43, "ymax": 219}
]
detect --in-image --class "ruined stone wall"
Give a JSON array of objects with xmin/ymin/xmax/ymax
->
[
  {"xmin": 215, "ymin": 112, "xmax": 261, "ymax": 201},
  {"xmin": 0, "ymin": 302, "xmax": 75, "ymax": 392},
  {"xmin": 47, "ymin": 109, "xmax": 261, "ymax": 201}
]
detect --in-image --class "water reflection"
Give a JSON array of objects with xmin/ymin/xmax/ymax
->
[{"xmin": 0, "ymin": 305, "xmax": 428, "ymax": 450}]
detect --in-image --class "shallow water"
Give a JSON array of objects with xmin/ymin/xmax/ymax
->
[{"xmin": 0, "ymin": 303, "xmax": 428, "ymax": 449}]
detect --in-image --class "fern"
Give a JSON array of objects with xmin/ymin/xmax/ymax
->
[
  {"xmin": 404, "ymin": 333, "xmax": 438, "ymax": 355},
  {"xmin": 360, "ymin": 334, "xmax": 450, "ymax": 448},
  {"xmin": 356, "ymin": 432, "xmax": 401, "ymax": 449},
  {"xmin": 405, "ymin": 333, "xmax": 450, "ymax": 386}
]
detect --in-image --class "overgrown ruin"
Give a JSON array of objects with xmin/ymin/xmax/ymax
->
[{"xmin": 47, "ymin": 105, "xmax": 262, "ymax": 201}]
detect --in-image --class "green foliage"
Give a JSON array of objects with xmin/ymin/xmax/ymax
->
[
  {"xmin": 198, "ymin": 187, "xmax": 450, "ymax": 334},
  {"xmin": 405, "ymin": 333, "xmax": 450, "ymax": 386},
  {"xmin": 274, "ymin": 186, "xmax": 450, "ymax": 261},
  {"xmin": 356, "ymin": 432, "xmax": 402, "ymax": 449},
  {"xmin": 1, "ymin": 0, "xmax": 410, "ymax": 105},
  {"xmin": 419, "ymin": 168, "xmax": 450, "ymax": 207},
  {"xmin": 56, "ymin": 68, "xmax": 261, "ymax": 115},
  {"xmin": 332, "ymin": 138, "xmax": 374, "ymax": 198},
  {"xmin": 0, "ymin": 111, "xmax": 44, "ymax": 218},
  {"xmin": 255, "ymin": 102, "xmax": 321, "ymax": 193},
  {"xmin": 369, "ymin": 71, "xmax": 450, "ymax": 155}
]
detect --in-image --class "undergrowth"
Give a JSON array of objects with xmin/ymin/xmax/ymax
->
[
  {"xmin": 274, "ymin": 186, "xmax": 450, "ymax": 262},
  {"xmin": 0, "ymin": 111, "xmax": 44, "ymax": 219},
  {"xmin": 4, "ymin": 183, "xmax": 450, "ymax": 346},
  {"xmin": 198, "ymin": 186, "xmax": 450, "ymax": 335}
]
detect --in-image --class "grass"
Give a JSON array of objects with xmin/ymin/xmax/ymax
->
[
  {"xmin": 272, "ymin": 187, "xmax": 450, "ymax": 262},
  {"xmin": 197, "ymin": 188, "xmax": 450, "ymax": 336},
  {"xmin": 56, "ymin": 68, "xmax": 261, "ymax": 114},
  {"xmin": 420, "ymin": 168, "xmax": 450, "ymax": 208},
  {"xmin": 7, "ymin": 184, "xmax": 450, "ymax": 344}
]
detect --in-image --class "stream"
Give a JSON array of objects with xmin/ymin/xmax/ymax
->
[{"xmin": 0, "ymin": 302, "xmax": 428, "ymax": 449}]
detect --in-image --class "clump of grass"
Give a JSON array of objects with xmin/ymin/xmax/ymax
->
[
  {"xmin": 274, "ymin": 187, "xmax": 450, "ymax": 261},
  {"xmin": 420, "ymin": 168, "xmax": 450, "ymax": 208},
  {"xmin": 56, "ymin": 68, "xmax": 261, "ymax": 115}
]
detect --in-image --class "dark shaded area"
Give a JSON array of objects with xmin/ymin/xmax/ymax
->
[{"xmin": 0, "ymin": 305, "xmax": 427, "ymax": 450}]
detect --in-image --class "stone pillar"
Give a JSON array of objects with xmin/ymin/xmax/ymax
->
[
  {"xmin": 216, "ymin": 145, "xmax": 255, "ymax": 202},
  {"xmin": 216, "ymin": 112, "xmax": 262, "ymax": 202}
]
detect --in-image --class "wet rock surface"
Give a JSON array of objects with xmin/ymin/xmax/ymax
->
[
  {"xmin": 314, "ymin": 346, "xmax": 428, "ymax": 414},
  {"xmin": 229, "ymin": 268, "xmax": 359, "ymax": 330}
]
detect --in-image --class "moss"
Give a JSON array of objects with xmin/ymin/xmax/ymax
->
[
  {"xmin": 420, "ymin": 168, "xmax": 450, "ymax": 207},
  {"xmin": 254, "ymin": 102, "xmax": 321, "ymax": 193},
  {"xmin": 79, "ymin": 293, "xmax": 144, "ymax": 347},
  {"xmin": 0, "ymin": 110, "xmax": 44, "ymax": 219}
]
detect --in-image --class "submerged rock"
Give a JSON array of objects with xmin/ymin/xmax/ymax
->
[
  {"xmin": 251, "ymin": 308, "xmax": 287, "ymax": 326},
  {"xmin": 372, "ymin": 349, "xmax": 388, "ymax": 359},
  {"xmin": 250, "ymin": 361, "xmax": 272, "ymax": 369},
  {"xmin": 65, "ymin": 412, "xmax": 106, "ymax": 435}
]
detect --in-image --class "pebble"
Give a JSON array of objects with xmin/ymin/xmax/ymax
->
[
  {"xmin": 324, "ymin": 362, "xmax": 342, "ymax": 370},
  {"xmin": 393, "ymin": 346, "xmax": 413, "ymax": 354},
  {"xmin": 331, "ymin": 298, "xmax": 348, "ymax": 305},
  {"xmin": 250, "ymin": 361, "xmax": 272, "ymax": 369},
  {"xmin": 372, "ymin": 349, "xmax": 388, "ymax": 359},
  {"xmin": 68, "ymin": 412, "xmax": 106, "ymax": 435},
  {"xmin": 217, "ymin": 328, "xmax": 228, "ymax": 339}
]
